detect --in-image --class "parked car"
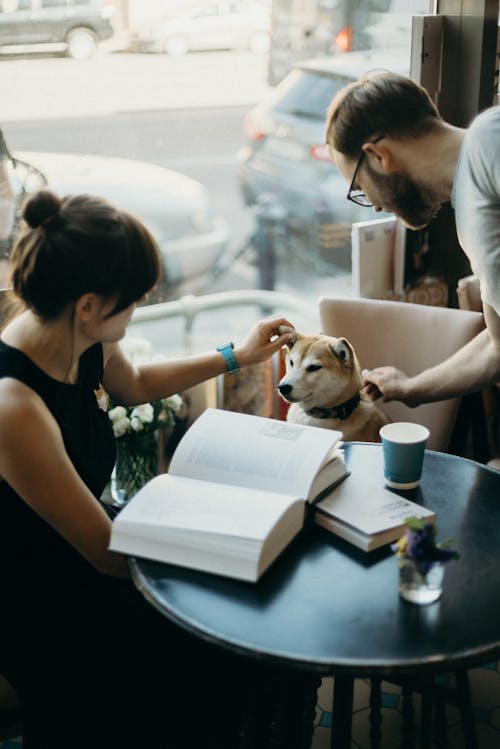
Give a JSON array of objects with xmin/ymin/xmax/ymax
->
[
  {"xmin": 129, "ymin": 0, "xmax": 270, "ymax": 56},
  {"xmin": 238, "ymin": 50, "xmax": 408, "ymax": 268},
  {"xmin": 2, "ymin": 148, "xmax": 228, "ymax": 300},
  {"xmin": 0, "ymin": 0, "xmax": 116, "ymax": 60}
]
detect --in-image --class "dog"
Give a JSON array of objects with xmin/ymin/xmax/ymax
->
[{"xmin": 277, "ymin": 326, "xmax": 389, "ymax": 442}]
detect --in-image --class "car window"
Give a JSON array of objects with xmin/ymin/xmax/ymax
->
[
  {"xmin": 40, "ymin": 0, "xmax": 67, "ymax": 7},
  {"xmin": 194, "ymin": 4, "xmax": 220, "ymax": 18},
  {"xmin": 272, "ymin": 69, "xmax": 349, "ymax": 122},
  {"xmin": 1, "ymin": 0, "xmax": 31, "ymax": 11}
]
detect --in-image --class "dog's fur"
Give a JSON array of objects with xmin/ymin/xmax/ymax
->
[{"xmin": 278, "ymin": 327, "xmax": 389, "ymax": 442}]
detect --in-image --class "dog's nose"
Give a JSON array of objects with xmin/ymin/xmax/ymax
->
[{"xmin": 278, "ymin": 384, "xmax": 293, "ymax": 396}]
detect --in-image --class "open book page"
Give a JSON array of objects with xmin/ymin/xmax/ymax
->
[
  {"xmin": 308, "ymin": 449, "xmax": 349, "ymax": 502},
  {"xmin": 169, "ymin": 408, "xmax": 342, "ymax": 500},
  {"xmin": 109, "ymin": 474, "xmax": 305, "ymax": 581},
  {"xmin": 112, "ymin": 474, "xmax": 302, "ymax": 539}
]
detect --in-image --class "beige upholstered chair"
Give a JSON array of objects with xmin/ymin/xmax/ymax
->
[{"xmin": 319, "ymin": 297, "xmax": 485, "ymax": 453}]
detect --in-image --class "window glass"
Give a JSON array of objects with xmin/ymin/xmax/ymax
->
[{"xmin": 2, "ymin": 0, "xmax": 434, "ymax": 358}]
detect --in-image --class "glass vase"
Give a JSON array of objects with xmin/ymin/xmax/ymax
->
[
  {"xmin": 111, "ymin": 430, "xmax": 159, "ymax": 505},
  {"xmin": 398, "ymin": 559, "xmax": 444, "ymax": 605}
]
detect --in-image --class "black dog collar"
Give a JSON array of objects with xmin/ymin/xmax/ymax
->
[{"xmin": 305, "ymin": 392, "xmax": 361, "ymax": 420}]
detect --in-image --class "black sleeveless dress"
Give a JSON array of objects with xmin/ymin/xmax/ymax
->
[{"xmin": 0, "ymin": 340, "xmax": 249, "ymax": 749}]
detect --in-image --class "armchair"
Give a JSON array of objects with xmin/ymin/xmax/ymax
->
[{"xmin": 319, "ymin": 296, "xmax": 485, "ymax": 454}]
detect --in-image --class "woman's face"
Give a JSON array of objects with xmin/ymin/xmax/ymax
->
[{"xmin": 87, "ymin": 294, "xmax": 147, "ymax": 343}]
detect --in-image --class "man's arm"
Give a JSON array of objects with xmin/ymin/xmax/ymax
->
[{"xmin": 362, "ymin": 303, "xmax": 500, "ymax": 407}]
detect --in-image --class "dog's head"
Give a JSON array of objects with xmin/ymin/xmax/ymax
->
[{"xmin": 277, "ymin": 328, "xmax": 363, "ymax": 409}]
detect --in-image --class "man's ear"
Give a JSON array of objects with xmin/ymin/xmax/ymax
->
[{"xmin": 362, "ymin": 141, "xmax": 397, "ymax": 174}]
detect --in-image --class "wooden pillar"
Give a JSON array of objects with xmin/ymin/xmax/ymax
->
[{"xmin": 412, "ymin": 0, "xmax": 499, "ymax": 305}]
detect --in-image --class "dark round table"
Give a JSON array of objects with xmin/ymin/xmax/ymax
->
[{"xmin": 130, "ymin": 443, "xmax": 500, "ymax": 747}]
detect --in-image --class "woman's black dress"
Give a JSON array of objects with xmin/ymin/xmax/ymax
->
[{"xmin": 0, "ymin": 340, "xmax": 251, "ymax": 748}]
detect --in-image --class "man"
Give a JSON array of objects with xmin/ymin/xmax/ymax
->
[{"xmin": 325, "ymin": 71, "xmax": 500, "ymax": 409}]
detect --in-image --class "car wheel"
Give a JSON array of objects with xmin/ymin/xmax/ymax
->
[
  {"xmin": 66, "ymin": 27, "xmax": 98, "ymax": 60},
  {"xmin": 248, "ymin": 31, "xmax": 270, "ymax": 55},
  {"xmin": 164, "ymin": 35, "xmax": 189, "ymax": 57}
]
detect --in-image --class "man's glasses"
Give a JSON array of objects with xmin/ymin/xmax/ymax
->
[{"xmin": 346, "ymin": 135, "xmax": 385, "ymax": 207}]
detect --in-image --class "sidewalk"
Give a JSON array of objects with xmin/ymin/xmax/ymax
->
[{"xmin": 1, "ymin": 50, "xmax": 272, "ymax": 122}]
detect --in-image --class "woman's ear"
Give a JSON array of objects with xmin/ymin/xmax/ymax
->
[
  {"xmin": 363, "ymin": 141, "xmax": 397, "ymax": 174},
  {"xmin": 74, "ymin": 293, "xmax": 100, "ymax": 322}
]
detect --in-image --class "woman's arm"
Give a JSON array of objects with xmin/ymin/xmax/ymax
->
[
  {"xmin": 0, "ymin": 378, "xmax": 129, "ymax": 578},
  {"xmin": 103, "ymin": 314, "xmax": 295, "ymax": 406}
]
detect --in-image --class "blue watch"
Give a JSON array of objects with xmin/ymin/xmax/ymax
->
[{"xmin": 217, "ymin": 342, "xmax": 240, "ymax": 375}]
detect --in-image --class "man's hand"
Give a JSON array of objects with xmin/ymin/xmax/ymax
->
[{"xmin": 362, "ymin": 366, "xmax": 420, "ymax": 408}]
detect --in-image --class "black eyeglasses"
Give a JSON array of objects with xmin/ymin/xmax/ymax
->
[{"xmin": 346, "ymin": 135, "xmax": 385, "ymax": 206}]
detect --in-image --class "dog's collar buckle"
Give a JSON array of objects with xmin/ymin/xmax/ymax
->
[{"xmin": 305, "ymin": 393, "xmax": 361, "ymax": 420}]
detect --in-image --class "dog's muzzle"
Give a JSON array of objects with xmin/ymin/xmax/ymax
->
[{"xmin": 278, "ymin": 384, "xmax": 293, "ymax": 398}]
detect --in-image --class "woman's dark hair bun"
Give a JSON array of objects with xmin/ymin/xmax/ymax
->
[{"xmin": 23, "ymin": 190, "xmax": 61, "ymax": 229}]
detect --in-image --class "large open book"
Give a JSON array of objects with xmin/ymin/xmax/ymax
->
[{"xmin": 109, "ymin": 408, "xmax": 346, "ymax": 581}]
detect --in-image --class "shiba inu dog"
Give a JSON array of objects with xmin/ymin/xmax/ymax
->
[{"xmin": 277, "ymin": 326, "xmax": 389, "ymax": 442}]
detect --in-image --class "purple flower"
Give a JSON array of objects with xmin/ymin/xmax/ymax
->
[{"xmin": 393, "ymin": 517, "xmax": 459, "ymax": 577}]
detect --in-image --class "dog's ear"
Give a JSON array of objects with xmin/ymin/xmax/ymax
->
[
  {"xmin": 330, "ymin": 338, "xmax": 354, "ymax": 368},
  {"xmin": 278, "ymin": 325, "xmax": 299, "ymax": 349}
]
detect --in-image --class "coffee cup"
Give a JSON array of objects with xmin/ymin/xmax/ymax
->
[{"xmin": 379, "ymin": 422, "xmax": 430, "ymax": 490}]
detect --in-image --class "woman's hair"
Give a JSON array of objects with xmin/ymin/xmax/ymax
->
[
  {"xmin": 9, "ymin": 190, "xmax": 161, "ymax": 320},
  {"xmin": 326, "ymin": 71, "xmax": 442, "ymax": 159}
]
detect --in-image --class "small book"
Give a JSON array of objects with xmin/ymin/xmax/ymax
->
[
  {"xmin": 109, "ymin": 408, "xmax": 347, "ymax": 582},
  {"xmin": 314, "ymin": 468, "xmax": 435, "ymax": 552},
  {"xmin": 351, "ymin": 216, "xmax": 396, "ymax": 299}
]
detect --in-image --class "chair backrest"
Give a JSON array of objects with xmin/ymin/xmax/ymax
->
[
  {"xmin": 457, "ymin": 274, "xmax": 483, "ymax": 313},
  {"xmin": 319, "ymin": 297, "xmax": 485, "ymax": 452}
]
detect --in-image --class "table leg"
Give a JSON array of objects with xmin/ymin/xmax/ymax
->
[
  {"xmin": 369, "ymin": 677, "xmax": 382, "ymax": 749},
  {"xmin": 331, "ymin": 674, "xmax": 354, "ymax": 749},
  {"xmin": 455, "ymin": 670, "xmax": 478, "ymax": 749},
  {"xmin": 420, "ymin": 677, "xmax": 433, "ymax": 749}
]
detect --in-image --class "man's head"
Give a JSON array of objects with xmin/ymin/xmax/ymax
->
[{"xmin": 326, "ymin": 71, "xmax": 444, "ymax": 229}]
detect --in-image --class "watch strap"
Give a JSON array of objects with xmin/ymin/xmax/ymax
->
[{"xmin": 216, "ymin": 342, "xmax": 240, "ymax": 374}]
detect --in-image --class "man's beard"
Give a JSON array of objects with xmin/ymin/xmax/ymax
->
[{"xmin": 365, "ymin": 161, "xmax": 441, "ymax": 230}]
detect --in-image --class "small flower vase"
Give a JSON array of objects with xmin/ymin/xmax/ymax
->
[
  {"xmin": 111, "ymin": 430, "xmax": 159, "ymax": 505},
  {"xmin": 398, "ymin": 559, "xmax": 444, "ymax": 605}
]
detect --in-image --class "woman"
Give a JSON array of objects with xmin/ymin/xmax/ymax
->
[{"xmin": 0, "ymin": 189, "xmax": 296, "ymax": 748}]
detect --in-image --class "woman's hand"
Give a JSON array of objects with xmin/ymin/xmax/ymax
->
[
  {"xmin": 362, "ymin": 366, "xmax": 420, "ymax": 407},
  {"xmin": 234, "ymin": 315, "xmax": 296, "ymax": 368}
]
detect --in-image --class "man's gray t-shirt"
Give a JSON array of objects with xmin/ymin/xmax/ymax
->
[{"xmin": 451, "ymin": 106, "xmax": 500, "ymax": 315}]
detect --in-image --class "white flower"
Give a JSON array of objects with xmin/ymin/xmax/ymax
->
[
  {"xmin": 163, "ymin": 394, "xmax": 183, "ymax": 413},
  {"xmin": 108, "ymin": 405, "xmax": 128, "ymax": 423},
  {"xmin": 130, "ymin": 403, "xmax": 154, "ymax": 423},
  {"xmin": 130, "ymin": 416, "xmax": 144, "ymax": 432},
  {"xmin": 112, "ymin": 416, "xmax": 131, "ymax": 438}
]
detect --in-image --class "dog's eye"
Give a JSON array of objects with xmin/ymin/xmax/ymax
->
[
  {"xmin": 289, "ymin": 359, "xmax": 294, "ymax": 367},
  {"xmin": 306, "ymin": 365, "xmax": 322, "ymax": 372}
]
